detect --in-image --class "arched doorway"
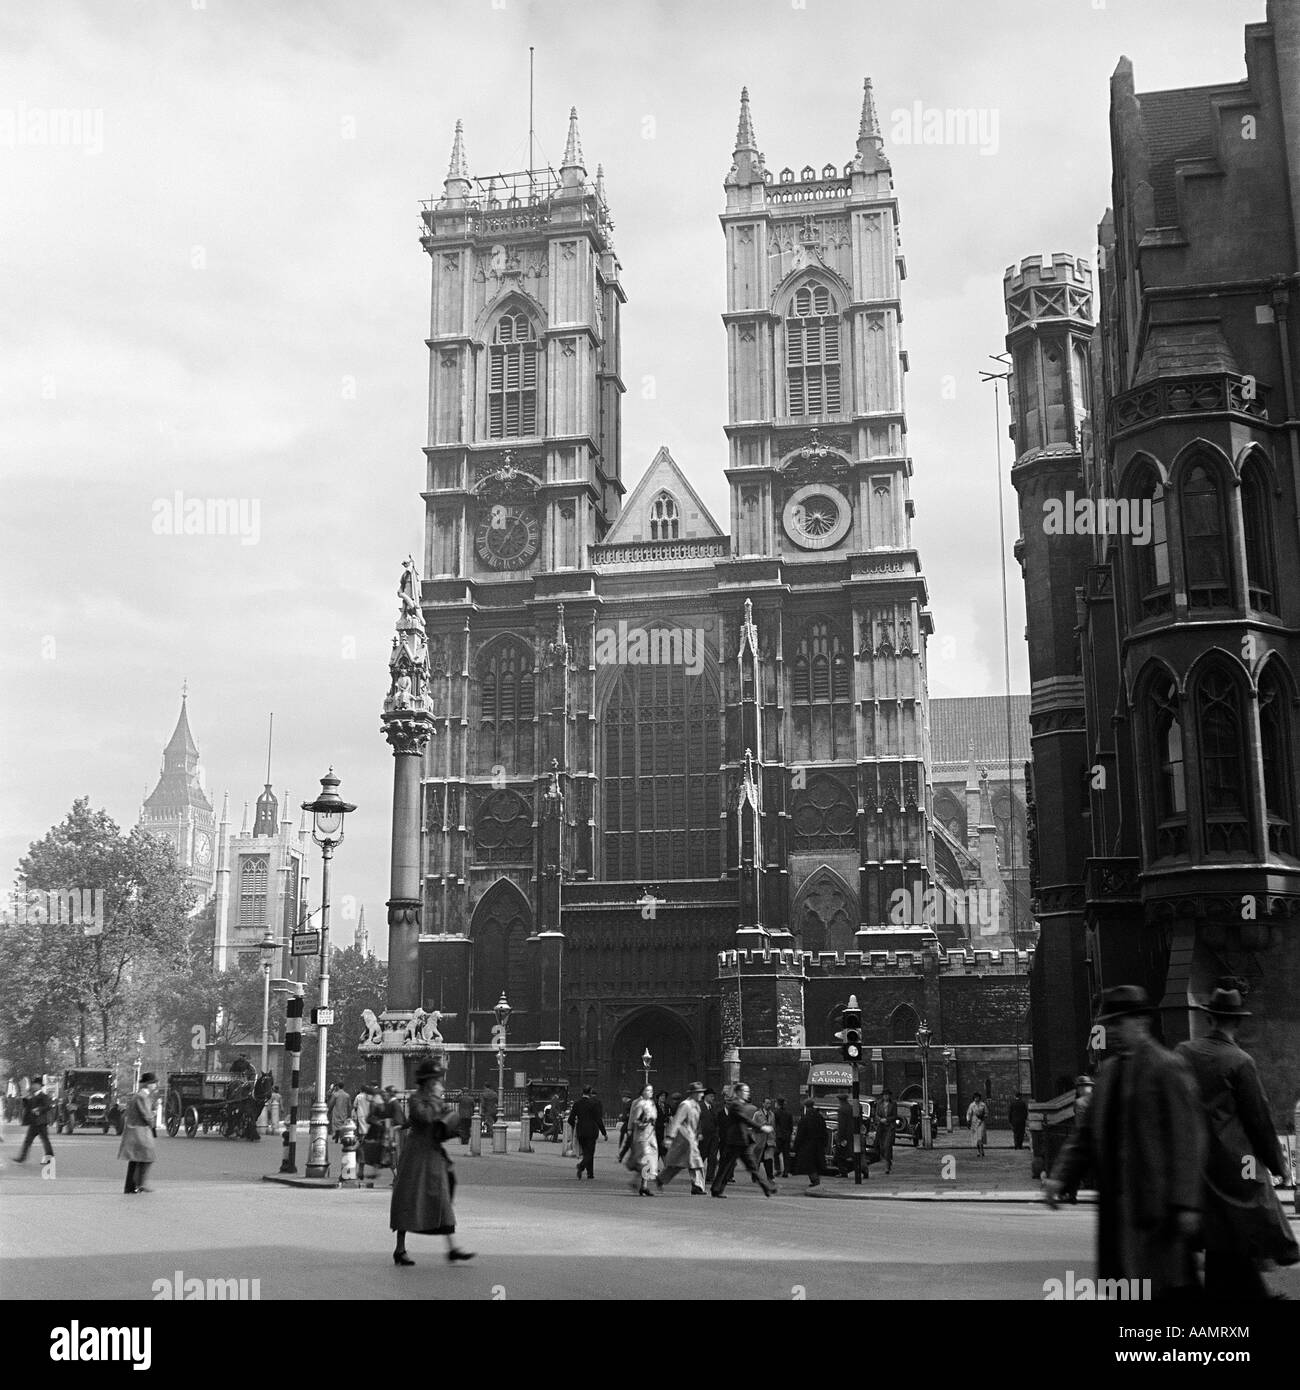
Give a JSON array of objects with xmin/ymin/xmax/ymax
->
[
  {"xmin": 608, "ymin": 1007, "xmax": 698, "ymax": 1101},
  {"xmin": 468, "ymin": 879, "xmax": 532, "ymax": 1018}
]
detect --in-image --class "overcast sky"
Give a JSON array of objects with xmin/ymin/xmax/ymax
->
[{"xmin": 0, "ymin": 0, "xmax": 1265, "ymax": 945}]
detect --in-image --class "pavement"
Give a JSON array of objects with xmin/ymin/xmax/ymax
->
[{"xmin": 3, "ymin": 1123, "xmax": 1298, "ymax": 1302}]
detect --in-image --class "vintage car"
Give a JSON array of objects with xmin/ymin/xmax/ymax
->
[
  {"xmin": 526, "ymin": 1078, "xmax": 570, "ymax": 1140},
  {"xmin": 55, "ymin": 1069, "xmax": 123, "ymax": 1135}
]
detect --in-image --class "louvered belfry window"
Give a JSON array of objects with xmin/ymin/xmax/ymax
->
[
  {"xmin": 488, "ymin": 311, "xmax": 539, "ymax": 439},
  {"xmin": 786, "ymin": 284, "xmax": 841, "ymax": 417}
]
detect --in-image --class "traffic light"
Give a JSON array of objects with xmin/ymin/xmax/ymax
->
[{"xmin": 840, "ymin": 995, "xmax": 863, "ymax": 1063}]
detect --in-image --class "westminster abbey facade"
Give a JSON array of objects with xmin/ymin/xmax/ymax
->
[{"xmin": 395, "ymin": 89, "xmax": 1033, "ymax": 1104}]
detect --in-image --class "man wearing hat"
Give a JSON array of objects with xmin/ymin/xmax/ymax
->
[
  {"xmin": 14, "ymin": 1076, "xmax": 54, "ymax": 1165},
  {"xmin": 1046, "ymin": 985, "xmax": 1205, "ymax": 1298},
  {"xmin": 119, "ymin": 1073, "xmax": 159, "ymax": 1194},
  {"xmin": 1176, "ymin": 984, "xmax": 1299, "ymax": 1297},
  {"xmin": 657, "ymin": 1082, "xmax": 707, "ymax": 1194},
  {"xmin": 569, "ymin": 1085, "xmax": 607, "ymax": 1180}
]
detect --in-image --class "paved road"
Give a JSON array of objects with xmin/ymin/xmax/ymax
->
[{"xmin": 3, "ymin": 1129, "xmax": 1296, "ymax": 1301}]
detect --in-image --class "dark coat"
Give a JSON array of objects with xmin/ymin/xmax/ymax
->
[
  {"xmin": 570, "ymin": 1095, "xmax": 606, "ymax": 1141},
  {"xmin": 1175, "ymin": 1031, "xmax": 1300, "ymax": 1266},
  {"xmin": 773, "ymin": 1106, "xmax": 795, "ymax": 1142},
  {"xmin": 792, "ymin": 1109, "xmax": 829, "ymax": 1175},
  {"xmin": 1008, "ymin": 1098, "xmax": 1029, "ymax": 1129},
  {"xmin": 117, "ymin": 1089, "xmax": 157, "ymax": 1163},
  {"xmin": 723, "ymin": 1097, "xmax": 767, "ymax": 1154},
  {"xmin": 1053, "ymin": 1034, "xmax": 1205, "ymax": 1296},
  {"xmin": 389, "ymin": 1092, "xmax": 457, "ymax": 1235},
  {"xmin": 24, "ymin": 1091, "xmax": 52, "ymax": 1126},
  {"xmin": 700, "ymin": 1095, "xmax": 722, "ymax": 1150}
]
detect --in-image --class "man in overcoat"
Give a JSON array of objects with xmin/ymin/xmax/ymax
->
[
  {"xmin": 698, "ymin": 1088, "xmax": 720, "ymax": 1186},
  {"xmin": 119, "ymin": 1073, "xmax": 159, "ymax": 1193},
  {"xmin": 709, "ymin": 1082, "xmax": 775, "ymax": 1198},
  {"xmin": 1008, "ymin": 1092, "xmax": 1029, "ymax": 1150},
  {"xmin": 1176, "ymin": 985, "xmax": 1299, "ymax": 1298},
  {"xmin": 14, "ymin": 1077, "xmax": 54, "ymax": 1164},
  {"xmin": 658, "ymin": 1081, "xmax": 707, "ymax": 1193},
  {"xmin": 570, "ymin": 1086, "xmax": 607, "ymax": 1180},
  {"xmin": 1046, "ymin": 985, "xmax": 1205, "ymax": 1299},
  {"xmin": 875, "ymin": 1090, "xmax": 898, "ymax": 1174}
]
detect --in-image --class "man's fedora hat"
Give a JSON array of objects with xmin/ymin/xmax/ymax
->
[
  {"xmin": 1095, "ymin": 984, "xmax": 1155, "ymax": 1022},
  {"xmin": 687, "ymin": 1081, "xmax": 705, "ymax": 1094},
  {"xmin": 1193, "ymin": 987, "xmax": 1251, "ymax": 1018},
  {"xmin": 414, "ymin": 1058, "xmax": 444, "ymax": 1082}
]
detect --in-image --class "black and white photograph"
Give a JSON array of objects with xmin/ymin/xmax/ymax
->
[{"xmin": 2, "ymin": 0, "xmax": 1298, "ymax": 1343}]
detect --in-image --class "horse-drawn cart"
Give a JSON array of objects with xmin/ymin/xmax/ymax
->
[{"xmin": 164, "ymin": 1069, "xmax": 271, "ymax": 1140}]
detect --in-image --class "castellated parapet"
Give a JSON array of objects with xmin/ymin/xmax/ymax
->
[{"xmin": 1003, "ymin": 252, "xmax": 1093, "ymax": 296}]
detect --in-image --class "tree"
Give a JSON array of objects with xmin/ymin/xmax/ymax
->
[
  {"xmin": 152, "ymin": 909, "xmax": 267, "ymax": 1068},
  {"xmin": 297, "ymin": 944, "xmax": 386, "ymax": 1091},
  {"xmin": 9, "ymin": 799, "xmax": 194, "ymax": 1069}
]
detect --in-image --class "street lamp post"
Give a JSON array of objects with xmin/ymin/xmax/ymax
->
[
  {"xmin": 258, "ymin": 931, "xmax": 278, "ymax": 1074},
  {"xmin": 301, "ymin": 768, "xmax": 356, "ymax": 1180},
  {"xmin": 492, "ymin": 993, "xmax": 511, "ymax": 1155},
  {"xmin": 942, "ymin": 1048, "xmax": 955, "ymax": 1133},
  {"xmin": 641, "ymin": 1048, "xmax": 652, "ymax": 1090},
  {"xmin": 132, "ymin": 1032, "xmax": 146, "ymax": 1092},
  {"xmin": 916, "ymin": 1020, "xmax": 933, "ymax": 1149}
]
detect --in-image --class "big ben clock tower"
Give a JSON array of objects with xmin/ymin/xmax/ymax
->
[{"xmin": 140, "ymin": 690, "xmax": 216, "ymax": 904}]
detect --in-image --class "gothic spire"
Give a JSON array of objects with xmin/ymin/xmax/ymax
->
[
  {"xmin": 440, "ymin": 119, "xmax": 472, "ymax": 206},
  {"xmin": 726, "ymin": 86, "xmax": 767, "ymax": 189},
  {"xmin": 447, "ymin": 118, "xmax": 469, "ymax": 181},
  {"xmin": 857, "ymin": 77, "xmax": 882, "ymax": 152},
  {"xmin": 735, "ymin": 86, "xmax": 758, "ymax": 152},
  {"xmin": 560, "ymin": 106, "xmax": 586, "ymax": 186}
]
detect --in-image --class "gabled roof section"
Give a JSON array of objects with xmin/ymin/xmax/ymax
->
[{"xmin": 602, "ymin": 446, "xmax": 724, "ymax": 545}]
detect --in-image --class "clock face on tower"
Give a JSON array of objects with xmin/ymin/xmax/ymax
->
[
  {"xmin": 782, "ymin": 483, "xmax": 852, "ymax": 551},
  {"xmin": 194, "ymin": 831, "xmax": 212, "ymax": 868},
  {"xmin": 475, "ymin": 504, "xmax": 541, "ymax": 570}
]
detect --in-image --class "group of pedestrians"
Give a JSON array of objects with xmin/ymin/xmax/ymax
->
[{"xmin": 1046, "ymin": 983, "xmax": 1299, "ymax": 1300}]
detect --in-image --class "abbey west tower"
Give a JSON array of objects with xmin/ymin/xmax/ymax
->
[{"xmin": 395, "ymin": 87, "xmax": 959, "ymax": 1100}]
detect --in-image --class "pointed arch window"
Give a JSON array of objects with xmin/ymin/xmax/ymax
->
[
  {"xmin": 649, "ymin": 491, "xmax": 680, "ymax": 541},
  {"xmin": 789, "ymin": 619, "xmax": 852, "ymax": 760},
  {"xmin": 1197, "ymin": 665, "xmax": 1250, "ymax": 856},
  {"xmin": 1131, "ymin": 467, "xmax": 1170, "ymax": 620},
  {"xmin": 1241, "ymin": 457, "xmax": 1276, "ymax": 612},
  {"xmin": 488, "ymin": 310, "xmax": 539, "ymax": 439},
  {"xmin": 1259, "ymin": 663, "xmax": 1295, "ymax": 856},
  {"xmin": 237, "ymin": 854, "xmax": 269, "ymax": 929},
  {"xmin": 786, "ymin": 283, "xmax": 842, "ymax": 417},
  {"xmin": 477, "ymin": 639, "xmax": 535, "ymax": 772},
  {"xmin": 1181, "ymin": 463, "xmax": 1230, "ymax": 609},
  {"xmin": 1149, "ymin": 676, "xmax": 1187, "ymax": 858},
  {"xmin": 603, "ymin": 662, "xmax": 720, "ymax": 880}
]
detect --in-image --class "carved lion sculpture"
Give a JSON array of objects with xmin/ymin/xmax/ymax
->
[
  {"xmin": 359, "ymin": 1008, "xmax": 383, "ymax": 1046},
  {"xmin": 404, "ymin": 1008, "xmax": 429, "ymax": 1044}
]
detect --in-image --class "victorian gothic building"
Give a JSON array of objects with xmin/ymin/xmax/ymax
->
[
  {"xmin": 1013, "ymin": 2, "xmax": 1300, "ymax": 1115},
  {"xmin": 379, "ymin": 87, "xmax": 1033, "ymax": 1104}
]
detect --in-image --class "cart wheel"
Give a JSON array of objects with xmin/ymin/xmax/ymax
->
[
  {"xmin": 166, "ymin": 1114, "xmax": 180, "ymax": 1138},
  {"xmin": 184, "ymin": 1107, "xmax": 199, "ymax": 1138}
]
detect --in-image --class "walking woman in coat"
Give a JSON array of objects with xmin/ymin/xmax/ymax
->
[
  {"xmin": 390, "ymin": 1060, "xmax": 474, "ymax": 1265},
  {"xmin": 625, "ymin": 1085, "xmax": 659, "ymax": 1196},
  {"xmin": 966, "ymin": 1092, "xmax": 988, "ymax": 1157},
  {"xmin": 120, "ymin": 1074, "xmax": 159, "ymax": 1194}
]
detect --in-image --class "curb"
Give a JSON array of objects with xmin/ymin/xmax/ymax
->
[
  {"xmin": 804, "ymin": 1187, "xmax": 1096, "ymax": 1203},
  {"xmin": 260, "ymin": 1173, "xmax": 339, "ymax": 1189}
]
